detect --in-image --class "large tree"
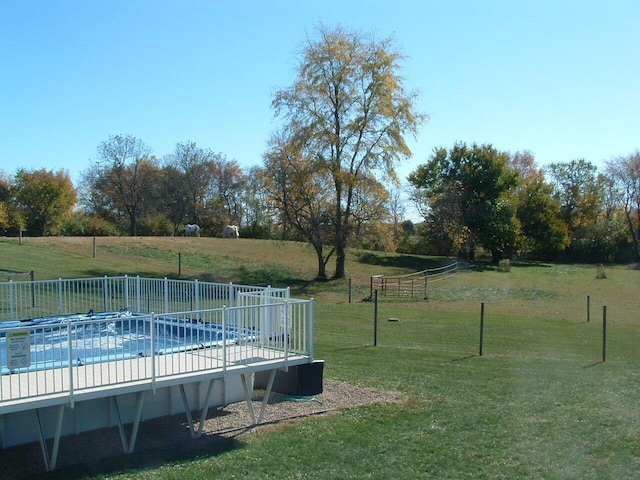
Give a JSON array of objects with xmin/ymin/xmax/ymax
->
[
  {"xmin": 242, "ymin": 165, "xmax": 274, "ymax": 239},
  {"xmin": 409, "ymin": 143, "xmax": 518, "ymax": 262},
  {"xmin": 263, "ymin": 131, "xmax": 335, "ymax": 279},
  {"xmin": 515, "ymin": 178, "xmax": 568, "ymax": 259},
  {"xmin": 509, "ymin": 151, "xmax": 568, "ymax": 259},
  {"xmin": 546, "ymin": 159, "xmax": 602, "ymax": 257},
  {"xmin": 210, "ymin": 158, "xmax": 246, "ymax": 226},
  {"xmin": 272, "ymin": 24, "xmax": 425, "ymax": 278},
  {"xmin": 82, "ymin": 134, "xmax": 160, "ymax": 236},
  {"xmin": 0, "ymin": 173, "xmax": 12, "ymax": 233},
  {"xmin": 606, "ymin": 151, "xmax": 640, "ymax": 261},
  {"xmin": 163, "ymin": 141, "xmax": 218, "ymax": 232},
  {"xmin": 349, "ymin": 173, "xmax": 392, "ymax": 250},
  {"xmin": 13, "ymin": 169, "xmax": 77, "ymax": 236}
]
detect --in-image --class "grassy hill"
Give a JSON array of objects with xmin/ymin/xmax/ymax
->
[{"xmin": 1, "ymin": 236, "xmax": 639, "ymax": 479}]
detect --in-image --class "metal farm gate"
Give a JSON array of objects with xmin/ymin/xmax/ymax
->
[{"xmin": 370, "ymin": 260, "xmax": 466, "ymax": 299}]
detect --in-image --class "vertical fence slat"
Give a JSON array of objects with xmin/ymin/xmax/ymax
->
[
  {"xmin": 58, "ymin": 278, "xmax": 63, "ymax": 315},
  {"xmin": 67, "ymin": 319, "xmax": 74, "ymax": 408}
]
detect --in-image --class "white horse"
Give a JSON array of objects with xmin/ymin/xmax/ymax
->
[
  {"xmin": 184, "ymin": 224, "xmax": 201, "ymax": 237},
  {"xmin": 222, "ymin": 225, "xmax": 239, "ymax": 238}
]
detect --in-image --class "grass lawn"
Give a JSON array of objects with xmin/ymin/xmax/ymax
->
[{"xmin": 1, "ymin": 237, "xmax": 639, "ymax": 479}]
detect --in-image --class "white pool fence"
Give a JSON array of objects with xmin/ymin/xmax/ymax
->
[{"xmin": 0, "ymin": 276, "xmax": 316, "ymax": 471}]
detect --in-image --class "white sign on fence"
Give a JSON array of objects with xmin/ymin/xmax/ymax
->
[{"xmin": 6, "ymin": 330, "xmax": 31, "ymax": 369}]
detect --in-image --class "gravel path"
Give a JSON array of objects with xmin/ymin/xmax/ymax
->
[{"xmin": 3, "ymin": 380, "xmax": 403, "ymax": 478}]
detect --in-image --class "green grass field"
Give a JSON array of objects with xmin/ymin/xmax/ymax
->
[{"xmin": 1, "ymin": 236, "xmax": 639, "ymax": 479}]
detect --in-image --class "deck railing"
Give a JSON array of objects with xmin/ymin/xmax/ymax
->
[
  {"xmin": 0, "ymin": 275, "xmax": 290, "ymax": 322},
  {"xmin": 0, "ymin": 299, "xmax": 313, "ymax": 407}
]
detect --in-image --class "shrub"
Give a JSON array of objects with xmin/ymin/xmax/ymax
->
[
  {"xmin": 498, "ymin": 258, "xmax": 511, "ymax": 272},
  {"xmin": 137, "ymin": 214, "xmax": 173, "ymax": 236}
]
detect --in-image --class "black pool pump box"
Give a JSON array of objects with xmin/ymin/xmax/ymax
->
[{"xmin": 255, "ymin": 360, "xmax": 324, "ymax": 396}]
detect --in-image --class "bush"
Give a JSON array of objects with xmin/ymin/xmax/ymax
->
[
  {"xmin": 137, "ymin": 214, "xmax": 173, "ymax": 236},
  {"xmin": 240, "ymin": 223, "xmax": 272, "ymax": 239},
  {"xmin": 498, "ymin": 259, "xmax": 511, "ymax": 272},
  {"xmin": 60, "ymin": 213, "xmax": 119, "ymax": 236}
]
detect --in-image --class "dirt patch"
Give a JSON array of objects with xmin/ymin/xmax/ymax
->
[{"xmin": 1, "ymin": 380, "xmax": 403, "ymax": 479}]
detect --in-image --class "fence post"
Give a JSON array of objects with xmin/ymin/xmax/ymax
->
[
  {"xmin": 308, "ymin": 299, "xmax": 315, "ymax": 359},
  {"xmin": 67, "ymin": 318, "xmax": 75, "ymax": 408},
  {"xmin": 9, "ymin": 280, "xmax": 15, "ymax": 320},
  {"xmin": 424, "ymin": 274, "xmax": 427, "ymax": 299},
  {"xmin": 602, "ymin": 306, "xmax": 607, "ymax": 362},
  {"xmin": 348, "ymin": 278, "xmax": 352, "ymax": 304},
  {"xmin": 150, "ymin": 312, "xmax": 156, "ymax": 393},
  {"xmin": 374, "ymin": 289, "xmax": 379, "ymax": 346},
  {"xmin": 222, "ymin": 307, "xmax": 227, "ymax": 375},
  {"xmin": 178, "ymin": 252, "xmax": 182, "ymax": 276},
  {"xmin": 284, "ymin": 300, "xmax": 290, "ymax": 370},
  {"xmin": 587, "ymin": 295, "xmax": 590, "ymax": 322},
  {"xmin": 93, "ymin": 236, "xmax": 96, "ymax": 258},
  {"xmin": 479, "ymin": 302, "xmax": 485, "ymax": 356}
]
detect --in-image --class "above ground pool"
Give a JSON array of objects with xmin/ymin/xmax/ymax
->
[{"xmin": 0, "ymin": 310, "xmax": 250, "ymax": 374}]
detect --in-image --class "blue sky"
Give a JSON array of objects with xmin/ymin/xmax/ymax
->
[{"xmin": 1, "ymin": 0, "xmax": 638, "ymax": 192}]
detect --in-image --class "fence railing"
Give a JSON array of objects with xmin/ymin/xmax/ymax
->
[
  {"xmin": 0, "ymin": 299, "xmax": 313, "ymax": 406},
  {"xmin": 371, "ymin": 261, "xmax": 466, "ymax": 299},
  {"xmin": 0, "ymin": 275, "xmax": 290, "ymax": 322}
]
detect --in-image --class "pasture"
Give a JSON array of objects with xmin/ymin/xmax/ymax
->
[{"xmin": 1, "ymin": 236, "xmax": 639, "ymax": 479}]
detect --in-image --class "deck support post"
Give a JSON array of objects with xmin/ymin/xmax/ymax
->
[
  {"xmin": 111, "ymin": 392, "xmax": 145, "ymax": 454},
  {"xmin": 241, "ymin": 373, "xmax": 256, "ymax": 424},
  {"xmin": 36, "ymin": 404, "xmax": 65, "ymax": 471},
  {"xmin": 179, "ymin": 384, "xmax": 196, "ymax": 438},
  {"xmin": 257, "ymin": 369, "xmax": 277, "ymax": 424},
  {"xmin": 179, "ymin": 379, "xmax": 220, "ymax": 438},
  {"xmin": 196, "ymin": 378, "xmax": 218, "ymax": 437},
  {"xmin": 240, "ymin": 369, "xmax": 277, "ymax": 426}
]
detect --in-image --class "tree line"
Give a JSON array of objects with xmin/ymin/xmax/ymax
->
[
  {"xmin": 1, "ymin": 25, "xmax": 638, "ymax": 277},
  {"xmin": 409, "ymin": 145, "xmax": 639, "ymax": 264}
]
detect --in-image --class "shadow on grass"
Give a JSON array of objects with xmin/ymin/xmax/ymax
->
[
  {"xmin": 19, "ymin": 423, "xmax": 245, "ymax": 480},
  {"xmin": 358, "ymin": 252, "xmax": 447, "ymax": 270},
  {"xmin": 474, "ymin": 260, "xmax": 554, "ymax": 270},
  {"xmin": 583, "ymin": 361, "xmax": 605, "ymax": 369},
  {"xmin": 80, "ymin": 266, "xmax": 314, "ymax": 289},
  {"xmin": 79, "ymin": 269, "xmax": 194, "ymax": 283},
  {"xmin": 451, "ymin": 354, "xmax": 478, "ymax": 362},
  {"xmin": 358, "ymin": 252, "xmax": 556, "ymax": 273},
  {"xmin": 326, "ymin": 345, "xmax": 375, "ymax": 353}
]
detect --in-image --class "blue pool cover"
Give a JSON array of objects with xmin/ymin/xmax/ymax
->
[{"xmin": 0, "ymin": 310, "xmax": 251, "ymax": 375}]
